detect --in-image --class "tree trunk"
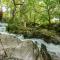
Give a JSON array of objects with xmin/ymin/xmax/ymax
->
[
  {"xmin": 33, "ymin": 14, "xmax": 36, "ymax": 27},
  {"xmin": 24, "ymin": 22, "xmax": 26, "ymax": 27},
  {"xmin": 0, "ymin": 10, "xmax": 3, "ymax": 22},
  {"xmin": 59, "ymin": 14, "xmax": 60, "ymax": 22},
  {"xmin": 48, "ymin": 9, "xmax": 51, "ymax": 27}
]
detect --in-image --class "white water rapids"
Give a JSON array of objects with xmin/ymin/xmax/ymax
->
[{"xmin": 0, "ymin": 23, "xmax": 60, "ymax": 60}]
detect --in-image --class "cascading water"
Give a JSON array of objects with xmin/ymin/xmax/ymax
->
[
  {"xmin": 16, "ymin": 37, "xmax": 60, "ymax": 60},
  {"xmin": 0, "ymin": 22, "xmax": 8, "ymax": 32},
  {"xmin": 0, "ymin": 22, "xmax": 60, "ymax": 60}
]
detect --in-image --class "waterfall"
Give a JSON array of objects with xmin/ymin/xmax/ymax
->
[{"xmin": 0, "ymin": 22, "xmax": 8, "ymax": 32}]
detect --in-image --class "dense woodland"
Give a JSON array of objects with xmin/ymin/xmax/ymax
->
[{"xmin": 0, "ymin": 0, "xmax": 60, "ymax": 40}]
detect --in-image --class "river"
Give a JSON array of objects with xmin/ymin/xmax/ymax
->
[{"xmin": 0, "ymin": 22, "xmax": 60, "ymax": 60}]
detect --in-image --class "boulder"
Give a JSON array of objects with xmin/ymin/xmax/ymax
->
[
  {"xmin": 0, "ymin": 33, "xmax": 51, "ymax": 60},
  {"xmin": 0, "ymin": 33, "xmax": 39, "ymax": 60},
  {"xmin": 49, "ymin": 52, "xmax": 60, "ymax": 60}
]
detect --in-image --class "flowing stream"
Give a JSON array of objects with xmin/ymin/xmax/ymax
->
[{"xmin": 0, "ymin": 22, "xmax": 60, "ymax": 60}]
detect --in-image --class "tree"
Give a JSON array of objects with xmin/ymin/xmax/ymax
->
[
  {"xmin": 54, "ymin": 0, "xmax": 60, "ymax": 22},
  {"xmin": 43, "ymin": 0, "xmax": 56, "ymax": 26}
]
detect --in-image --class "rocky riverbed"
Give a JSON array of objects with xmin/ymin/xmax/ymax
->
[
  {"xmin": 0, "ymin": 32, "xmax": 51, "ymax": 60},
  {"xmin": 0, "ymin": 32, "xmax": 60, "ymax": 60}
]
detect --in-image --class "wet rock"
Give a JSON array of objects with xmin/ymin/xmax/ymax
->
[
  {"xmin": 49, "ymin": 52, "xmax": 60, "ymax": 60},
  {"xmin": 40, "ymin": 44, "xmax": 52, "ymax": 60},
  {"xmin": 0, "ymin": 34, "xmax": 39, "ymax": 60},
  {"xmin": 0, "ymin": 33, "xmax": 52, "ymax": 60}
]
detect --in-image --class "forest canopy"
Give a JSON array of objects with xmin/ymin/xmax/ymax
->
[{"xmin": 0, "ymin": 0, "xmax": 60, "ymax": 33}]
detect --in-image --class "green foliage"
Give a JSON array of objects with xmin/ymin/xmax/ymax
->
[{"xmin": 1, "ymin": 0, "xmax": 60, "ymax": 33}]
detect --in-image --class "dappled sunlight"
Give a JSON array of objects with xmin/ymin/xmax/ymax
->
[{"xmin": 2, "ymin": 6, "xmax": 7, "ymax": 12}]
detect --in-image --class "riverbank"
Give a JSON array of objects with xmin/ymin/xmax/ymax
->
[
  {"xmin": 9, "ymin": 27, "xmax": 60, "ymax": 44},
  {"xmin": 7, "ymin": 23, "xmax": 60, "ymax": 44}
]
